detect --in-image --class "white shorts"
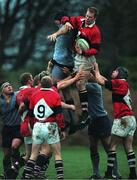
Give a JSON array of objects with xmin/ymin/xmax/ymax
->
[
  {"xmin": 111, "ymin": 116, "xmax": 136, "ymax": 137},
  {"xmin": 24, "ymin": 136, "xmax": 33, "ymax": 144},
  {"xmin": 32, "ymin": 122, "xmax": 60, "ymax": 144}
]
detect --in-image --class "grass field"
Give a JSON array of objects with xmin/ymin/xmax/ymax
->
[{"xmin": 0, "ymin": 145, "xmax": 137, "ymax": 179}]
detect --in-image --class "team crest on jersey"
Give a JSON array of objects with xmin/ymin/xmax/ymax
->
[{"xmin": 34, "ymin": 98, "xmax": 53, "ymax": 121}]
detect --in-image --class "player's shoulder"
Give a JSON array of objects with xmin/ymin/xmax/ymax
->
[{"xmin": 112, "ymin": 79, "xmax": 129, "ymax": 87}]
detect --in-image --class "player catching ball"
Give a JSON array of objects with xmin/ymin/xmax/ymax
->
[{"xmin": 48, "ymin": 7, "xmax": 101, "ymax": 129}]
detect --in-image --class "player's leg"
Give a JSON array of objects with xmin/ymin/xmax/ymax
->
[
  {"xmin": 76, "ymin": 78, "xmax": 89, "ymax": 121},
  {"xmin": 34, "ymin": 143, "xmax": 52, "ymax": 179},
  {"xmin": 123, "ymin": 136, "xmax": 137, "ymax": 179},
  {"xmin": 104, "ymin": 135, "xmax": 121, "ymax": 178},
  {"xmin": 22, "ymin": 143, "xmax": 41, "ymax": 179},
  {"xmin": 122, "ymin": 116, "xmax": 137, "ymax": 179},
  {"xmin": 48, "ymin": 122, "xmax": 64, "ymax": 179},
  {"xmin": 22, "ymin": 122, "xmax": 43, "ymax": 179},
  {"xmin": 51, "ymin": 64, "xmax": 69, "ymax": 82},
  {"xmin": 88, "ymin": 135, "xmax": 101, "ymax": 179},
  {"xmin": 1, "ymin": 126, "xmax": 12, "ymax": 178},
  {"xmin": 50, "ymin": 142, "xmax": 64, "ymax": 180}
]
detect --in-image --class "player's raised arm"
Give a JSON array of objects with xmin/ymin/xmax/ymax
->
[
  {"xmin": 47, "ymin": 23, "xmax": 73, "ymax": 41},
  {"xmin": 91, "ymin": 62, "xmax": 107, "ymax": 85}
]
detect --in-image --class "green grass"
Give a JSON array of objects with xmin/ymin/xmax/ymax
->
[{"xmin": 0, "ymin": 145, "xmax": 137, "ymax": 179}]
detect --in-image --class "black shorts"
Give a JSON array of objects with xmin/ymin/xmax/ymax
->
[
  {"xmin": 2, "ymin": 125, "xmax": 24, "ymax": 148},
  {"xmin": 88, "ymin": 115, "xmax": 112, "ymax": 138}
]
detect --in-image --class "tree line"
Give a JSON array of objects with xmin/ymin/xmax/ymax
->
[{"xmin": 0, "ymin": 0, "xmax": 137, "ymax": 88}]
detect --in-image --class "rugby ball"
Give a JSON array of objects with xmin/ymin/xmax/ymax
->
[{"xmin": 76, "ymin": 38, "xmax": 89, "ymax": 50}]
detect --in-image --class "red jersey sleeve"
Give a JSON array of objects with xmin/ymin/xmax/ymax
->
[
  {"xmin": 54, "ymin": 95, "xmax": 65, "ymax": 130},
  {"xmin": 111, "ymin": 79, "xmax": 129, "ymax": 95}
]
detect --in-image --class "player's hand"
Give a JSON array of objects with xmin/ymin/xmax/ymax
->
[
  {"xmin": 92, "ymin": 62, "xmax": 107, "ymax": 85},
  {"xmin": 69, "ymin": 104, "xmax": 76, "ymax": 111},
  {"xmin": 47, "ymin": 33, "xmax": 57, "ymax": 41},
  {"xmin": 61, "ymin": 67, "xmax": 71, "ymax": 75},
  {"xmin": 76, "ymin": 71, "xmax": 90, "ymax": 80},
  {"xmin": 60, "ymin": 131, "xmax": 66, "ymax": 141},
  {"xmin": 65, "ymin": 22, "xmax": 73, "ymax": 31}
]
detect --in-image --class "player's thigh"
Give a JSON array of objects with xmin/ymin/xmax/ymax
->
[
  {"xmin": 40, "ymin": 143, "xmax": 51, "ymax": 155},
  {"xmin": 109, "ymin": 135, "xmax": 121, "ymax": 151},
  {"xmin": 52, "ymin": 65, "xmax": 67, "ymax": 81},
  {"xmin": 101, "ymin": 136, "xmax": 111, "ymax": 152},
  {"xmin": 89, "ymin": 135, "xmax": 99, "ymax": 153},
  {"xmin": 30, "ymin": 143, "xmax": 41, "ymax": 161}
]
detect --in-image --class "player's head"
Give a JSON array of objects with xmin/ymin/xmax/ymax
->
[
  {"xmin": 19, "ymin": 72, "xmax": 33, "ymax": 86},
  {"xmin": 41, "ymin": 76, "xmax": 53, "ymax": 88},
  {"xmin": 0, "ymin": 82, "xmax": 13, "ymax": 95},
  {"xmin": 54, "ymin": 10, "xmax": 68, "ymax": 25},
  {"xmin": 85, "ymin": 7, "xmax": 99, "ymax": 25},
  {"xmin": 33, "ymin": 74, "xmax": 40, "ymax": 87},
  {"xmin": 111, "ymin": 66, "xmax": 129, "ymax": 79}
]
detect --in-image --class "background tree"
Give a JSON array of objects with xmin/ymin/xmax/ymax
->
[{"xmin": 0, "ymin": 0, "xmax": 137, "ymax": 89}]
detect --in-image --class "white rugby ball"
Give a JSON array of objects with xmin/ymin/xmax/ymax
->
[{"xmin": 76, "ymin": 38, "xmax": 89, "ymax": 50}]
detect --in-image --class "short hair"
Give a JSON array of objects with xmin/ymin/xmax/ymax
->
[
  {"xmin": 19, "ymin": 72, "xmax": 32, "ymax": 86},
  {"xmin": 54, "ymin": 10, "xmax": 68, "ymax": 21},
  {"xmin": 41, "ymin": 76, "xmax": 53, "ymax": 88},
  {"xmin": 116, "ymin": 67, "xmax": 129, "ymax": 79},
  {"xmin": 38, "ymin": 71, "xmax": 48, "ymax": 80},
  {"xmin": 87, "ymin": 7, "xmax": 99, "ymax": 18},
  {"xmin": 33, "ymin": 75, "xmax": 40, "ymax": 87}
]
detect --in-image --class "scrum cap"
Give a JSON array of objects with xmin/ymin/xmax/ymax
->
[
  {"xmin": 54, "ymin": 10, "xmax": 68, "ymax": 21},
  {"xmin": 0, "ymin": 82, "xmax": 11, "ymax": 92},
  {"xmin": 116, "ymin": 67, "xmax": 129, "ymax": 79}
]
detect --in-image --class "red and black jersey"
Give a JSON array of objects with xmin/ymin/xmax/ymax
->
[
  {"xmin": 61, "ymin": 16, "xmax": 101, "ymax": 56},
  {"xmin": 29, "ymin": 88, "xmax": 64, "ymax": 130},
  {"xmin": 16, "ymin": 86, "xmax": 36, "ymax": 107},
  {"xmin": 16, "ymin": 86, "xmax": 39, "ymax": 136},
  {"xmin": 105, "ymin": 79, "xmax": 134, "ymax": 119}
]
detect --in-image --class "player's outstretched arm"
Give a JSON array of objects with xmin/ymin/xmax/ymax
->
[
  {"xmin": 47, "ymin": 23, "xmax": 73, "ymax": 41},
  {"xmin": 91, "ymin": 62, "xmax": 107, "ymax": 85},
  {"xmin": 57, "ymin": 73, "xmax": 80, "ymax": 90}
]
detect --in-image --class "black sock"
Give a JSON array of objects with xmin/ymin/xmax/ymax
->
[
  {"xmin": 79, "ymin": 90, "xmax": 88, "ymax": 114},
  {"xmin": 34, "ymin": 154, "xmax": 51, "ymax": 178},
  {"xmin": 127, "ymin": 151, "xmax": 137, "ymax": 177},
  {"xmin": 22, "ymin": 159, "xmax": 35, "ymax": 179},
  {"xmin": 106, "ymin": 151, "xmax": 116, "ymax": 175},
  {"xmin": 55, "ymin": 160, "xmax": 64, "ymax": 179}
]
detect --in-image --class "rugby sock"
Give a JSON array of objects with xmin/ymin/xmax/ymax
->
[
  {"xmin": 106, "ymin": 151, "xmax": 116, "ymax": 175},
  {"xmin": 22, "ymin": 159, "xmax": 35, "ymax": 179},
  {"xmin": 90, "ymin": 151, "xmax": 100, "ymax": 176},
  {"xmin": 79, "ymin": 90, "xmax": 88, "ymax": 115},
  {"xmin": 127, "ymin": 151, "xmax": 137, "ymax": 177},
  {"xmin": 55, "ymin": 160, "xmax": 64, "ymax": 179},
  {"xmin": 34, "ymin": 154, "xmax": 51, "ymax": 178},
  {"xmin": 113, "ymin": 156, "xmax": 121, "ymax": 178},
  {"xmin": 39, "ymin": 154, "xmax": 52, "ymax": 178}
]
